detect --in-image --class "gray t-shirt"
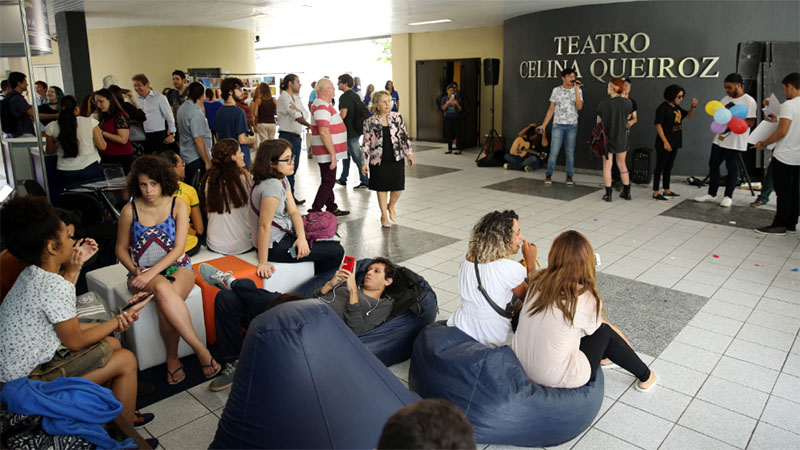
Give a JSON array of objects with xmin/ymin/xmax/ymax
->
[
  {"xmin": 250, "ymin": 178, "xmax": 293, "ymax": 249},
  {"xmin": 597, "ymin": 97, "xmax": 632, "ymax": 154},
  {"xmin": 177, "ymin": 101, "xmax": 212, "ymax": 164}
]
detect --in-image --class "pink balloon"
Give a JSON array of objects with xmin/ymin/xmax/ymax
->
[{"xmin": 710, "ymin": 121, "xmax": 727, "ymax": 134}]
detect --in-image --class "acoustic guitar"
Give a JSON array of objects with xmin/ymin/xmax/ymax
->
[{"xmin": 509, "ymin": 137, "xmax": 549, "ymax": 160}]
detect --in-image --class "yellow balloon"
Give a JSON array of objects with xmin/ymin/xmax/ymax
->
[{"xmin": 705, "ymin": 100, "xmax": 724, "ymax": 116}]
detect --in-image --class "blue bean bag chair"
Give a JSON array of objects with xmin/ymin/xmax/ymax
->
[
  {"xmin": 295, "ymin": 258, "xmax": 438, "ymax": 366},
  {"xmin": 409, "ymin": 322, "xmax": 604, "ymax": 447},
  {"xmin": 211, "ymin": 300, "xmax": 421, "ymax": 449}
]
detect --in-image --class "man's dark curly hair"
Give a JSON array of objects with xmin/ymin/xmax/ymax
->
[
  {"xmin": 663, "ymin": 84, "xmax": 685, "ymax": 103},
  {"xmin": 1, "ymin": 195, "xmax": 64, "ymax": 266},
  {"xmin": 127, "ymin": 155, "xmax": 179, "ymax": 197}
]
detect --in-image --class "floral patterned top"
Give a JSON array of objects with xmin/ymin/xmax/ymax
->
[
  {"xmin": 0, "ymin": 265, "xmax": 76, "ymax": 381},
  {"xmin": 361, "ymin": 112, "xmax": 413, "ymax": 166}
]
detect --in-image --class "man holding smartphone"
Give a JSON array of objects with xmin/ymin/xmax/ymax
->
[
  {"xmin": 537, "ymin": 68, "xmax": 584, "ymax": 185},
  {"xmin": 440, "ymin": 83, "xmax": 463, "ymax": 154}
]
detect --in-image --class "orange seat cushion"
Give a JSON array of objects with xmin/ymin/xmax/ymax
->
[
  {"xmin": 0, "ymin": 250, "xmax": 28, "ymax": 306},
  {"xmin": 193, "ymin": 255, "xmax": 262, "ymax": 345}
]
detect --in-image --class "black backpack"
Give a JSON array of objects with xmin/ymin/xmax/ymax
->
[
  {"xmin": 385, "ymin": 266, "xmax": 424, "ymax": 319},
  {"xmin": 353, "ymin": 99, "xmax": 371, "ymax": 135},
  {"xmin": 1, "ymin": 93, "xmax": 18, "ymax": 135}
]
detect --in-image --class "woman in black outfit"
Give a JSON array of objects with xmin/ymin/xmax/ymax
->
[
  {"xmin": 360, "ymin": 90, "xmax": 415, "ymax": 228},
  {"xmin": 652, "ymin": 84, "xmax": 698, "ymax": 200},
  {"xmin": 596, "ymin": 77, "xmax": 633, "ymax": 202}
]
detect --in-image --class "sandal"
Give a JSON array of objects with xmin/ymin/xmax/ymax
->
[
  {"xmin": 445, "ymin": 150, "xmax": 453, "ymax": 154},
  {"xmin": 201, "ymin": 357, "xmax": 222, "ymax": 379},
  {"xmin": 454, "ymin": 150, "xmax": 462, "ymax": 155},
  {"xmin": 166, "ymin": 363, "xmax": 185, "ymax": 385}
]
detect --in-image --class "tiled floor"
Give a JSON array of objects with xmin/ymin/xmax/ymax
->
[{"xmin": 142, "ymin": 142, "xmax": 799, "ymax": 449}]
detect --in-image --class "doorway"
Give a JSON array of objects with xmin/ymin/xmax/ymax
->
[{"xmin": 415, "ymin": 58, "xmax": 480, "ymax": 148}]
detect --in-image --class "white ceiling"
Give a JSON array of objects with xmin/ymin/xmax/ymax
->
[{"xmin": 48, "ymin": 0, "xmax": 643, "ymax": 48}]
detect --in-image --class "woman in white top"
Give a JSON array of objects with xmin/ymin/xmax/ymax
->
[
  {"xmin": 511, "ymin": 230, "xmax": 656, "ymax": 391},
  {"xmin": 45, "ymin": 95, "xmax": 106, "ymax": 190},
  {"xmin": 248, "ymin": 140, "xmax": 344, "ymax": 278},
  {"xmin": 200, "ymin": 138, "xmax": 254, "ymax": 255},
  {"xmin": 448, "ymin": 210, "xmax": 537, "ymax": 347}
]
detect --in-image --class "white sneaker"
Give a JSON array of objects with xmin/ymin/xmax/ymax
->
[
  {"xmin": 719, "ymin": 196, "xmax": 733, "ymax": 207},
  {"xmin": 503, "ymin": 163, "xmax": 511, "ymax": 170},
  {"xmin": 694, "ymin": 194, "xmax": 717, "ymax": 203}
]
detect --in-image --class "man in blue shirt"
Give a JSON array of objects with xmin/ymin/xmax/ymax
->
[
  {"xmin": 216, "ymin": 77, "xmax": 256, "ymax": 166},
  {"xmin": 4, "ymin": 72, "xmax": 56, "ymax": 137}
]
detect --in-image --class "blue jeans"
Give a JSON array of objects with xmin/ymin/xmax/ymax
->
[
  {"xmin": 338, "ymin": 137, "xmax": 369, "ymax": 186},
  {"xmin": 504, "ymin": 153, "xmax": 542, "ymax": 171},
  {"xmin": 758, "ymin": 160, "xmax": 774, "ymax": 203},
  {"xmin": 546, "ymin": 123, "xmax": 578, "ymax": 177},
  {"xmin": 279, "ymin": 131, "xmax": 302, "ymax": 193}
]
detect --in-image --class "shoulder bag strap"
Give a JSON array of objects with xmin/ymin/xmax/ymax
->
[{"xmin": 473, "ymin": 259, "xmax": 512, "ymax": 319}]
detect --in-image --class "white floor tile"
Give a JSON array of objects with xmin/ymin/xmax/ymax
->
[
  {"xmin": 660, "ymin": 425, "xmax": 738, "ymax": 450},
  {"xmin": 736, "ymin": 323, "xmax": 796, "ymax": 352},
  {"xmin": 674, "ymin": 325, "xmax": 733, "ymax": 354},
  {"xmin": 157, "ymin": 413, "xmax": 219, "ymax": 450},
  {"xmin": 594, "ymin": 402, "xmax": 673, "ymax": 450},
  {"xmin": 745, "ymin": 310, "xmax": 800, "ymax": 335},
  {"xmin": 755, "ymin": 297, "xmax": 800, "ymax": 319},
  {"xmin": 618, "ymin": 385, "xmax": 691, "ymax": 422},
  {"xmin": 711, "ymin": 288, "xmax": 761, "ymax": 308},
  {"xmin": 601, "ymin": 368, "xmax": 635, "ymax": 400},
  {"xmin": 673, "ymin": 279, "xmax": 719, "ymax": 297},
  {"xmin": 783, "ymin": 353, "xmax": 800, "ymax": 377},
  {"xmin": 747, "ymin": 421, "xmax": 800, "ymax": 450},
  {"xmin": 570, "ymin": 428, "xmax": 639, "ymax": 450},
  {"xmin": 187, "ymin": 379, "xmax": 231, "ymax": 412},
  {"xmin": 724, "ymin": 338, "xmax": 787, "ymax": 371},
  {"xmin": 711, "ymin": 356, "xmax": 779, "ymax": 394},
  {"xmin": 658, "ymin": 341, "xmax": 722, "ymax": 374},
  {"xmin": 695, "ymin": 376, "xmax": 769, "ymax": 419},
  {"xmin": 388, "ymin": 359, "xmax": 411, "ymax": 382},
  {"xmin": 648, "ymin": 358, "xmax": 708, "ymax": 396},
  {"xmin": 688, "ymin": 311, "xmax": 743, "ymax": 337},
  {"xmin": 760, "ymin": 395, "xmax": 800, "ymax": 435},
  {"xmin": 677, "ymin": 399, "xmax": 757, "ymax": 448},
  {"xmin": 764, "ymin": 285, "xmax": 800, "ymax": 304},
  {"xmin": 143, "ymin": 391, "xmax": 211, "ymax": 437},
  {"xmin": 701, "ymin": 299, "xmax": 753, "ymax": 322},
  {"xmin": 771, "ymin": 373, "xmax": 800, "ymax": 404},
  {"xmin": 722, "ymin": 278, "xmax": 769, "ymax": 296}
]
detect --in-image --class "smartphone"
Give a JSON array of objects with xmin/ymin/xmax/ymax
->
[
  {"xmin": 288, "ymin": 247, "xmax": 298, "ymax": 259},
  {"xmin": 341, "ymin": 256, "xmax": 356, "ymax": 273},
  {"xmin": 450, "ymin": 94, "xmax": 455, "ymax": 100},
  {"xmin": 595, "ymin": 253, "xmax": 602, "ymax": 267},
  {"xmin": 122, "ymin": 292, "xmax": 154, "ymax": 311}
]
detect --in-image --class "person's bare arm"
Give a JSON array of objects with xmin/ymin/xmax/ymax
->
[
  {"xmin": 45, "ymin": 135, "xmax": 58, "ymax": 154},
  {"xmin": 93, "ymin": 126, "xmax": 107, "ymax": 151},
  {"xmin": 190, "ymin": 204, "xmax": 204, "ymax": 235},
  {"xmin": 575, "ymin": 87, "xmax": 584, "ymax": 110},
  {"xmin": 685, "ymin": 98, "xmax": 699, "ymax": 119},
  {"xmin": 193, "ymin": 136, "xmax": 211, "ymax": 168},
  {"xmin": 237, "ymin": 132, "xmax": 255, "ymax": 146},
  {"xmin": 102, "ymin": 127, "xmax": 129, "ymax": 144},
  {"xmin": 655, "ymin": 124, "xmax": 672, "ymax": 151},
  {"xmin": 340, "ymin": 108, "xmax": 348, "ymax": 120},
  {"xmin": 256, "ymin": 196, "xmax": 279, "ymax": 278},
  {"xmin": 539, "ymin": 102, "xmax": 556, "ymax": 129}
]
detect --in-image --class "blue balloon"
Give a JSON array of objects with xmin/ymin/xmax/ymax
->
[
  {"xmin": 713, "ymin": 107, "xmax": 732, "ymax": 125},
  {"xmin": 730, "ymin": 104, "xmax": 748, "ymax": 119}
]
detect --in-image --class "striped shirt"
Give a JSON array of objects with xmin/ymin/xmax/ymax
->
[{"xmin": 310, "ymin": 98, "xmax": 348, "ymax": 163}]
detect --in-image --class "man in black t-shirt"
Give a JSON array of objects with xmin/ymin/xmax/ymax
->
[
  {"xmin": 336, "ymin": 74, "xmax": 369, "ymax": 189},
  {"xmin": 652, "ymin": 84, "xmax": 698, "ymax": 200}
]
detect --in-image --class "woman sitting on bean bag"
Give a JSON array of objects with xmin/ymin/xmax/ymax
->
[{"xmin": 511, "ymin": 230, "xmax": 656, "ymax": 390}]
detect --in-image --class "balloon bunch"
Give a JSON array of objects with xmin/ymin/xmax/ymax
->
[{"xmin": 705, "ymin": 101, "xmax": 748, "ymax": 135}]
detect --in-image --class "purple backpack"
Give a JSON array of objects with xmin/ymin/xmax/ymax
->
[{"xmin": 250, "ymin": 183, "xmax": 338, "ymax": 242}]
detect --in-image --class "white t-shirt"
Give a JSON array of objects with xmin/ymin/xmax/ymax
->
[
  {"xmin": 511, "ymin": 290, "xmax": 602, "ymax": 388},
  {"xmin": 447, "ymin": 257, "xmax": 526, "ymax": 347},
  {"xmin": 0, "ymin": 265, "xmax": 77, "ymax": 381},
  {"xmin": 549, "ymin": 86, "xmax": 583, "ymax": 125},
  {"xmin": 45, "ymin": 116, "xmax": 102, "ymax": 171},
  {"xmin": 713, "ymin": 93, "xmax": 757, "ymax": 151},
  {"xmin": 773, "ymin": 97, "xmax": 800, "ymax": 166},
  {"xmin": 206, "ymin": 173, "xmax": 254, "ymax": 255}
]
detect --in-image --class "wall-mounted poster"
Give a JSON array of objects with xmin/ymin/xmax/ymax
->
[
  {"xmin": 199, "ymin": 77, "xmax": 211, "ymax": 88},
  {"xmin": 210, "ymin": 78, "xmax": 221, "ymax": 89},
  {"xmin": 263, "ymin": 76, "xmax": 275, "ymax": 85}
]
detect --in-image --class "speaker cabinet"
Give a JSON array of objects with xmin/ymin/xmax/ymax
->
[{"xmin": 483, "ymin": 58, "xmax": 500, "ymax": 86}]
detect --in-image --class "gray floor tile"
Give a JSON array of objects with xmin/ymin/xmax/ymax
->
[
  {"xmin": 771, "ymin": 373, "xmax": 800, "ymax": 404},
  {"xmin": 721, "ymin": 278, "xmax": 769, "ymax": 297},
  {"xmin": 648, "ymin": 358, "xmax": 708, "ymax": 396},
  {"xmin": 157, "ymin": 413, "xmax": 219, "ymax": 450},
  {"xmin": 784, "ymin": 353, "xmax": 800, "ymax": 377},
  {"xmin": 601, "ymin": 368, "xmax": 635, "ymax": 400},
  {"xmin": 711, "ymin": 356, "xmax": 779, "ymax": 394},
  {"xmin": 674, "ymin": 325, "xmax": 733, "ymax": 354},
  {"xmin": 594, "ymin": 402, "xmax": 673, "ymax": 450},
  {"xmin": 696, "ymin": 376, "xmax": 769, "ymax": 419},
  {"xmin": 338, "ymin": 218, "xmax": 459, "ymax": 262},
  {"xmin": 724, "ymin": 339, "xmax": 787, "ymax": 371},
  {"xmin": 760, "ymin": 395, "xmax": 800, "ymax": 435},
  {"xmin": 571, "ymin": 428, "xmax": 640, "ymax": 450},
  {"xmin": 484, "ymin": 177, "xmax": 603, "ymax": 201},
  {"xmin": 659, "ymin": 200, "xmax": 774, "ymax": 231},
  {"xmin": 745, "ymin": 310, "xmax": 800, "ymax": 335},
  {"xmin": 618, "ymin": 384, "xmax": 691, "ymax": 422},
  {"xmin": 688, "ymin": 311, "xmax": 743, "ymax": 337},
  {"xmin": 660, "ymin": 425, "xmax": 738, "ymax": 450},
  {"xmin": 736, "ymin": 323, "xmax": 796, "ymax": 352},
  {"xmin": 673, "ymin": 281, "xmax": 719, "ymax": 299},
  {"xmin": 747, "ymin": 421, "xmax": 800, "ymax": 450},
  {"xmin": 658, "ymin": 341, "xmax": 722, "ymax": 373},
  {"xmin": 388, "ymin": 359, "xmax": 411, "ymax": 382},
  {"xmin": 405, "ymin": 163, "xmax": 462, "ymax": 179},
  {"xmin": 677, "ymin": 399, "xmax": 757, "ymax": 448},
  {"xmin": 187, "ymin": 379, "xmax": 231, "ymax": 412},
  {"xmin": 142, "ymin": 391, "xmax": 210, "ymax": 437}
]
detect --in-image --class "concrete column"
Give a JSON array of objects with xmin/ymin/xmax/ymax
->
[{"xmin": 55, "ymin": 11, "xmax": 93, "ymax": 99}]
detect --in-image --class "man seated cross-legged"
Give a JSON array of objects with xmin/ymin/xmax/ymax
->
[{"xmin": 199, "ymin": 257, "xmax": 396, "ymax": 391}]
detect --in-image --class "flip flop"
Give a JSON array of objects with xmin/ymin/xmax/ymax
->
[
  {"xmin": 445, "ymin": 150, "xmax": 453, "ymax": 154},
  {"xmin": 201, "ymin": 357, "xmax": 222, "ymax": 379},
  {"xmin": 454, "ymin": 150, "xmax": 462, "ymax": 155},
  {"xmin": 166, "ymin": 363, "xmax": 185, "ymax": 385}
]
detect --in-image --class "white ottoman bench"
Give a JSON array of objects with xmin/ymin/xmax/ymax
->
[
  {"xmin": 86, "ymin": 263, "xmax": 128, "ymax": 312},
  {"xmin": 236, "ymin": 251, "xmax": 315, "ymax": 293},
  {"xmin": 111, "ymin": 282, "xmax": 206, "ymax": 371}
]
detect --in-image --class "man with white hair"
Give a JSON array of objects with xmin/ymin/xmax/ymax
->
[{"xmin": 309, "ymin": 78, "xmax": 350, "ymax": 216}]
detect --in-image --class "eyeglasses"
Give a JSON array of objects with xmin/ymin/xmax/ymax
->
[
  {"xmin": 276, "ymin": 158, "xmax": 294, "ymax": 164},
  {"xmin": 676, "ymin": 94, "xmax": 685, "ymax": 99}
]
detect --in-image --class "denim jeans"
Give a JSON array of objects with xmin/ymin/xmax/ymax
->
[
  {"xmin": 504, "ymin": 153, "xmax": 542, "ymax": 171},
  {"xmin": 546, "ymin": 123, "xmax": 578, "ymax": 177},
  {"xmin": 338, "ymin": 137, "xmax": 369, "ymax": 186},
  {"xmin": 758, "ymin": 160, "xmax": 774, "ymax": 203},
  {"xmin": 279, "ymin": 131, "xmax": 302, "ymax": 193}
]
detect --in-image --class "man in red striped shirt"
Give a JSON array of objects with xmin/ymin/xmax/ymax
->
[{"xmin": 309, "ymin": 78, "xmax": 350, "ymax": 216}]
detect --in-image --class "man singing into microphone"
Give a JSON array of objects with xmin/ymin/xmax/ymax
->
[{"xmin": 537, "ymin": 68, "xmax": 584, "ymax": 186}]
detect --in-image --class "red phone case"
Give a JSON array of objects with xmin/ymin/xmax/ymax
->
[{"xmin": 342, "ymin": 256, "xmax": 356, "ymax": 272}]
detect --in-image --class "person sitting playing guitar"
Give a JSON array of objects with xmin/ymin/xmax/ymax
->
[{"xmin": 504, "ymin": 123, "xmax": 549, "ymax": 172}]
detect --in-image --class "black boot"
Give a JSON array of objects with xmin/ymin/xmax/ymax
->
[
  {"xmin": 602, "ymin": 186, "xmax": 612, "ymax": 202},
  {"xmin": 620, "ymin": 184, "xmax": 631, "ymax": 200}
]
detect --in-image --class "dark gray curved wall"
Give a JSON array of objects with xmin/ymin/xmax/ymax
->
[{"xmin": 502, "ymin": 1, "xmax": 799, "ymax": 176}]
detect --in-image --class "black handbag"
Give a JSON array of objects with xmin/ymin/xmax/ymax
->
[{"xmin": 473, "ymin": 259, "xmax": 523, "ymax": 320}]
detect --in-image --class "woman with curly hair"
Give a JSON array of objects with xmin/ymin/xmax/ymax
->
[
  {"xmin": 95, "ymin": 88, "xmax": 133, "ymax": 173},
  {"xmin": 512, "ymin": 230, "xmax": 656, "ymax": 390},
  {"xmin": 447, "ymin": 210, "xmax": 537, "ymax": 347},
  {"xmin": 360, "ymin": 90, "xmax": 415, "ymax": 228},
  {"xmin": 115, "ymin": 155, "xmax": 220, "ymax": 384},
  {"xmin": 249, "ymin": 139, "xmax": 344, "ymax": 278},
  {"xmin": 200, "ymin": 138, "xmax": 254, "ymax": 255}
]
